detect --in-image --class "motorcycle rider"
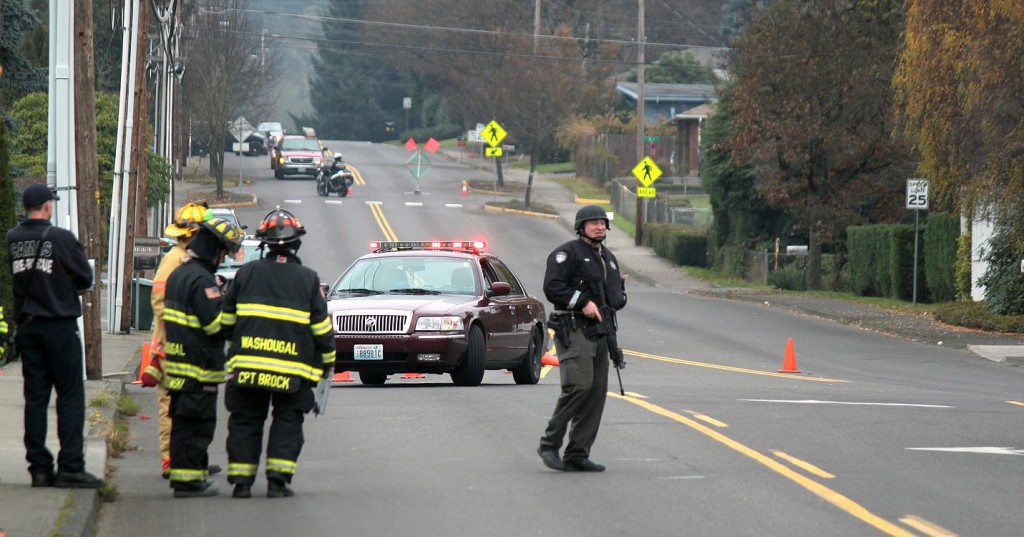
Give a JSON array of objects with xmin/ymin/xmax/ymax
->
[{"xmin": 318, "ymin": 153, "xmax": 353, "ymax": 196}]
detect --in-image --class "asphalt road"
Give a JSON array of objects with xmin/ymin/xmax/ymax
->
[{"xmin": 95, "ymin": 143, "xmax": 1024, "ymax": 537}]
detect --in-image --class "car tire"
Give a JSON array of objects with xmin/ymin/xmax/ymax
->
[
  {"xmin": 451, "ymin": 325, "xmax": 485, "ymax": 386},
  {"xmin": 359, "ymin": 371, "xmax": 388, "ymax": 385},
  {"xmin": 512, "ymin": 327, "xmax": 543, "ymax": 385}
]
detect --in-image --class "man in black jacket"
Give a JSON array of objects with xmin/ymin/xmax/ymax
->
[
  {"xmin": 163, "ymin": 217, "xmax": 243, "ymax": 498},
  {"xmin": 538, "ymin": 205, "xmax": 626, "ymax": 472},
  {"xmin": 6, "ymin": 183, "xmax": 102, "ymax": 488},
  {"xmin": 222, "ymin": 208, "xmax": 335, "ymax": 498}
]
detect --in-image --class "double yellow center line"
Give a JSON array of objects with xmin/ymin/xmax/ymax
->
[{"xmin": 368, "ymin": 201, "xmax": 398, "ymax": 242}]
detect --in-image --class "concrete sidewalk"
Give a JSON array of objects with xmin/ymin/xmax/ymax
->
[{"xmin": 0, "ymin": 310, "xmax": 147, "ymax": 537}]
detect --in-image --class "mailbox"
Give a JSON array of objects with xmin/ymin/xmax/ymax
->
[{"xmin": 133, "ymin": 236, "xmax": 163, "ymax": 270}]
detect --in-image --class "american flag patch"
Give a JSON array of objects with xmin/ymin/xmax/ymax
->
[{"xmin": 204, "ymin": 286, "xmax": 222, "ymax": 299}]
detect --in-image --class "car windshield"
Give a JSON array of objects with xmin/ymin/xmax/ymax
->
[
  {"xmin": 209, "ymin": 209, "xmax": 241, "ymax": 229},
  {"xmin": 334, "ymin": 257, "xmax": 479, "ymax": 295},
  {"xmin": 280, "ymin": 138, "xmax": 321, "ymax": 151},
  {"xmin": 220, "ymin": 242, "xmax": 263, "ymax": 269},
  {"xmin": 258, "ymin": 122, "xmax": 282, "ymax": 132}
]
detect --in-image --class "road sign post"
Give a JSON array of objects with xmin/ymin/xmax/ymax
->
[
  {"xmin": 405, "ymin": 151, "xmax": 432, "ymax": 195},
  {"xmin": 906, "ymin": 179, "xmax": 930, "ymax": 306}
]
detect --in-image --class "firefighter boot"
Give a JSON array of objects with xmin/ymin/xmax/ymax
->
[
  {"xmin": 267, "ymin": 478, "xmax": 294, "ymax": 498},
  {"xmin": 232, "ymin": 483, "xmax": 252, "ymax": 499}
]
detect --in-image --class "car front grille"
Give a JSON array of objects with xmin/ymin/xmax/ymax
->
[
  {"xmin": 334, "ymin": 314, "xmax": 410, "ymax": 334},
  {"xmin": 287, "ymin": 157, "xmax": 315, "ymax": 164}
]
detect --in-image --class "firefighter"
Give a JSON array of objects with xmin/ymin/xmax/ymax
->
[
  {"xmin": 144, "ymin": 201, "xmax": 222, "ymax": 480},
  {"xmin": 163, "ymin": 217, "xmax": 243, "ymax": 498},
  {"xmin": 222, "ymin": 208, "xmax": 335, "ymax": 499}
]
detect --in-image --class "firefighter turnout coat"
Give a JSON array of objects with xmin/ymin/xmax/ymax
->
[
  {"xmin": 163, "ymin": 257, "xmax": 229, "ymax": 388},
  {"xmin": 222, "ymin": 251, "xmax": 335, "ymax": 392}
]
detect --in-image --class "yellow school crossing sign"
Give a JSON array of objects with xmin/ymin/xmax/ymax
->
[
  {"xmin": 632, "ymin": 157, "xmax": 662, "ymax": 187},
  {"xmin": 483, "ymin": 120, "xmax": 506, "ymax": 147}
]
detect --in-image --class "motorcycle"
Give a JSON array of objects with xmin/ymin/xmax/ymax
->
[{"xmin": 316, "ymin": 161, "xmax": 355, "ymax": 197}]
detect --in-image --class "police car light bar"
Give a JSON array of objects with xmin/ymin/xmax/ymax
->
[{"xmin": 371, "ymin": 241, "xmax": 486, "ymax": 253}]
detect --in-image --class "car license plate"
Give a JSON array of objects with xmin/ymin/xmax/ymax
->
[{"xmin": 353, "ymin": 344, "xmax": 383, "ymax": 360}]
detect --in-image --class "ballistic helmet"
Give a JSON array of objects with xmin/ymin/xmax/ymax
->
[
  {"xmin": 256, "ymin": 207, "xmax": 306, "ymax": 246},
  {"xmin": 164, "ymin": 201, "xmax": 210, "ymax": 239},
  {"xmin": 574, "ymin": 204, "xmax": 609, "ymax": 233},
  {"xmin": 198, "ymin": 217, "xmax": 243, "ymax": 255}
]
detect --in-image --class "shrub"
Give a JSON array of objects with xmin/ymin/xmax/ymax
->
[
  {"xmin": 768, "ymin": 264, "xmax": 806, "ymax": 291},
  {"xmin": 924, "ymin": 213, "xmax": 959, "ymax": 302}
]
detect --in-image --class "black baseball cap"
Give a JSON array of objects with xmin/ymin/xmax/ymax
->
[{"xmin": 22, "ymin": 183, "xmax": 60, "ymax": 208}]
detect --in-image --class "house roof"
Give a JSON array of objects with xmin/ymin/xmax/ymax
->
[
  {"xmin": 616, "ymin": 82, "xmax": 719, "ymax": 103},
  {"xmin": 669, "ymin": 103, "xmax": 715, "ymax": 123}
]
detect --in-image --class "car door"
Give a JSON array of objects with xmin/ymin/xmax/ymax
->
[
  {"xmin": 477, "ymin": 259, "xmax": 519, "ymax": 361},
  {"xmin": 482, "ymin": 257, "xmax": 536, "ymax": 357}
]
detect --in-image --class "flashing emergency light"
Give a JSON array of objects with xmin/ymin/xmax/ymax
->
[{"xmin": 371, "ymin": 241, "xmax": 487, "ymax": 253}]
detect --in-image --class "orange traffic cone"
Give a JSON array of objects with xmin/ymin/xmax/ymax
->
[
  {"xmin": 541, "ymin": 353, "xmax": 559, "ymax": 367},
  {"xmin": 347, "ymin": 187, "xmax": 353, "ymax": 196},
  {"xmin": 400, "ymin": 371, "xmax": 426, "ymax": 379},
  {"xmin": 461, "ymin": 181, "xmax": 468, "ymax": 197},
  {"xmin": 778, "ymin": 338, "xmax": 801, "ymax": 373},
  {"xmin": 132, "ymin": 342, "xmax": 153, "ymax": 385},
  {"xmin": 331, "ymin": 370, "xmax": 354, "ymax": 383}
]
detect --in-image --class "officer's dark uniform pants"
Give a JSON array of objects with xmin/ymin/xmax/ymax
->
[
  {"xmin": 540, "ymin": 326, "xmax": 609, "ymax": 461},
  {"xmin": 18, "ymin": 318, "xmax": 86, "ymax": 476},
  {"xmin": 225, "ymin": 381, "xmax": 314, "ymax": 485},
  {"xmin": 168, "ymin": 386, "xmax": 218, "ymax": 488}
]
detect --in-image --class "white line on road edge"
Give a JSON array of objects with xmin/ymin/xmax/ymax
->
[
  {"xmin": 405, "ymin": 202, "xmax": 423, "ymax": 207},
  {"xmin": 740, "ymin": 399, "xmax": 952, "ymax": 408},
  {"xmin": 906, "ymin": 447, "xmax": 1024, "ymax": 455}
]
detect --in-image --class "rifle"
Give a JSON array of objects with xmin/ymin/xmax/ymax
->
[{"xmin": 587, "ymin": 277, "xmax": 625, "ymax": 396}]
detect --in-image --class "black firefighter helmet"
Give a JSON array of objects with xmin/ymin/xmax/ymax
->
[{"xmin": 256, "ymin": 207, "xmax": 306, "ymax": 247}]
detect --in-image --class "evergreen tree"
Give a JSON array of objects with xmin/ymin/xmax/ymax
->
[
  {"xmin": 0, "ymin": 0, "xmax": 47, "ymax": 108},
  {"xmin": 301, "ymin": 0, "xmax": 415, "ymax": 141}
]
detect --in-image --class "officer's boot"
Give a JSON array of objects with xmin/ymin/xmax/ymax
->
[{"xmin": 267, "ymin": 477, "xmax": 294, "ymax": 498}]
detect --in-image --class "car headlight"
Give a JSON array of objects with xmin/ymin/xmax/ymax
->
[{"xmin": 415, "ymin": 316, "xmax": 464, "ymax": 331}]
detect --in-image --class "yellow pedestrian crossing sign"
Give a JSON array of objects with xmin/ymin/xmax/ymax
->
[
  {"xmin": 632, "ymin": 157, "xmax": 662, "ymax": 187},
  {"xmin": 483, "ymin": 120, "xmax": 506, "ymax": 147},
  {"xmin": 485, "ymin": 147, "xmax": 503, "ymax": 157}
]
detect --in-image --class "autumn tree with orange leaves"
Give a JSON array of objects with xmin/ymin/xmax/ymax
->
[{"xmin": 894, "ymin": 1, "xmax": 1024, "ymax": 244}]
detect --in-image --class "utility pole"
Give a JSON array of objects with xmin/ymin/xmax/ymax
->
[
  {"xmin": 534, "ymin": 0, "xmax": 541, "ymax": 52},
  {"xmin": 74, "ymin": 0, "xmax": 104, "ymax": 378},
  {"xmin": 634, "ymin": 0, "xmax": 646, "ymax": 246}
]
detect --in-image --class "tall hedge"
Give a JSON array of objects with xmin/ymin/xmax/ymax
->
[
  {"xmin": 924, "ymin": 213, "xmax": 959, "ymax": 302},
  {"xmin": 644, "ymin": 223, "xmax": 708, "ymax": 267}
]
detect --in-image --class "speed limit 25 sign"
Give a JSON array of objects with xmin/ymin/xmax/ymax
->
[{"xmin": 906, "ymin": 178, "xmax": 929, "ymax": 210}]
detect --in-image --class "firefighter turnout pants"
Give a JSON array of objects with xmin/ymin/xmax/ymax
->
[
  {"xmin": 168, "ymin": 385, "xmax": 218, "ymax": 488},
  {"xmin": 225, "ymin": 381, "xmax": 314, "ymax": 485}
]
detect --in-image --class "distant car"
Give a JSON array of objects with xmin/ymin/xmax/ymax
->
[
  {"xmin": 257, "ymin": 122, "xmax": 284, "ymax": 148},
  {"xmin": 208, "ymin": 207, "xmax": 248, "ymax": 234},
  {"xmin": 271, "ymin": 135, "xmax": 325, "ymax": 179},
  {"xmin": 325, "ymin": 241, "xmax": 547, "ymax": 386},
  {"xmin": 215, "ymin": 238, "xmax": 264, "ymax": 290}
]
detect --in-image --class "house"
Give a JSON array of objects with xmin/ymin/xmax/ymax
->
[
  {"xmin": 616, "ymin": 82, "xmax": 718, "ymax": 123},
  {"xmin": 667, "ymin": 103, "xmax": 713, "ymax": 177}
]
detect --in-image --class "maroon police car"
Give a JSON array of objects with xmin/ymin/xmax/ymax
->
[{"xmin": 325, "ymin": 241, "xmax": 547, "ymax": 386}]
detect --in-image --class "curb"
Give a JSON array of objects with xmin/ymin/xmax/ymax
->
[
  {"xmin": 482, "ymin": 204, "xmax": 559, "ymax": 219},
  {"xmin": 574, "ymin": 196, "xmax": 611, "ymax": 205}
]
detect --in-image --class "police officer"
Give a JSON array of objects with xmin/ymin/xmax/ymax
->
[
  {"xmin": 6, "ymin": 183, "xmax": 104, "ymax": 488},
  {"xmin": 143, "ymin": 201, "xmax": 213, "ymax": 480},
  {"xmin": 163, "ymin": 217, "xmax": 243, "ymax": 498},
  {"xmin": 222, "ymin": 208, "xmax": 335, "ymax": 499},
  {"xmin": 538, "ymin": 205, "xmax": 626, "ymax": 472}
]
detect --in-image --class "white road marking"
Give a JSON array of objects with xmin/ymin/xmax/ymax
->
[
  {"xmin": 365, "ymin": 201, "xmax": 383, "ymax": 205},
  {"xmin": 740, "ymin": 399, "xmax": 952, "ymax": 408},
  {"xmin": 405, "ymin": 202, "xmax": 423, "ymax": 207},
  {"xmin": 445, "ymin": 203, "xmax": 463, "ymax": 208},
  {"xmin": 283, "ymin": 199, "xmax": 302, "ymax": 204},
  {"xmin": 325, "ymin": 200, "xmax": 343, "ymax": 205},
  {"xmin": 907, "ymin": 447, "xmax": 1024, "ymax": 455}
]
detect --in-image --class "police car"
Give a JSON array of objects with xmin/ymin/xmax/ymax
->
[{"xmin": 325, "ymin": 241, "xmax": 547, "ymax": 386}]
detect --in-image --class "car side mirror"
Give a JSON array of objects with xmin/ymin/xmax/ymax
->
[
  {"xmin": 488, "ymin": 282, "xmax": 511, "ymax": 297},
  {"xmin": 319, "ymin": 283, "xmax": 329, "ymax": 298}
]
